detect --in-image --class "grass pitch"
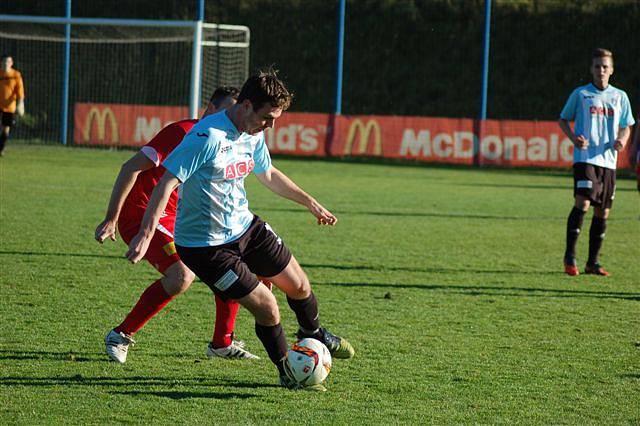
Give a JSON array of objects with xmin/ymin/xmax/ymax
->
[{"xmin": 1, "ymin": 144, "xmax": 639, "ymax": 424}]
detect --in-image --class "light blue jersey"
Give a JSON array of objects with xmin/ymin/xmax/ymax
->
[
  {"xmin": 560, "ymin": 83, "xmax": 634, "ymax": 169},
  {"xmin": 162, "ymin": 110, "xmax": 271, "ymax": 247}
]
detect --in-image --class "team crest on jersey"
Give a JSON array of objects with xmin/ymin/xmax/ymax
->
[{"xmin": 225, "ymin": 159, "xmax": 255, "ymax": 179}]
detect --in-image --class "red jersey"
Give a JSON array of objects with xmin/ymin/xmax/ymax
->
[{"xmin": 119, "ymin": 119, "xmax": 197, "ymax": 228}]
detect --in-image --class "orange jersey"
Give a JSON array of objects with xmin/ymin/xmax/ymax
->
[{"xmin": 0, "ymin": 69, "xmax": 24, "ymax": 113}]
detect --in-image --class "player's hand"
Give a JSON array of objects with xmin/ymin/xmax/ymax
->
[
  {"xmin": 573, "ymin": 135, "xmax": 589, "ymax": 150},
  {"xmin": 613, "ymin": 139, "xmax": 625, "ymax": 151},
  {"xmin": 307, "ymin": 199, "xmax": 337, "ymax": 226},
  {"xmin": 94, "ymin": 219, "xmax": 117, "ymax": 243},
  {"xmin": 16, "ymin": 100, "xmax": 24, "ymax": 117},
  {"xmin": 257, "ymin": 276, "xmax": 273, "ymax": 291},
  {"xmin": 125, "ymin": 231, "xmax": 151, "ymax": 264}
]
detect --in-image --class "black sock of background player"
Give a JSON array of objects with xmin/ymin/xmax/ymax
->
[
  {"xmin": 287, "ymin": 292, "xmax": 320, "ymax": 334},
  {"xmin": 0, "ymin": 132, "xmax": 7, "ymax": 153},
  {"xmin": 565, "ymin": 207, "xmax": 585, "ymax": 260},
  {"xmin": 255, "ymin": 323, "xmax": 288, "ymax": 370},
  {"xmin": 587, "ymin": 216, "xmax": 607, "ymax": 265}
]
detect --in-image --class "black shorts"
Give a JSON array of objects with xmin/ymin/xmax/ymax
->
[
  {"xmin": 573, "ymin": 162, "xmax": 616, "ymax": 209},
  {"xmin": 176, "ymin": 216, "xmax": 292, "ymax": 301},
  {"xmin": 1, "ymin": 111, "xmax": 16, "ymax": 127}
]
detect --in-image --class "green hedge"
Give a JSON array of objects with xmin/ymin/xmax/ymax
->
[{"xmin": 7, "ymin": 0, "xmax": 640, "ymax": 120}]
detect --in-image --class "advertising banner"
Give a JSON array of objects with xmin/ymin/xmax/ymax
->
[
  {"xmin": 74, "ymin": 103, "xmax": 188, "ymax": 147},
  {"xmin": 74, "ymin": 103, "xmax": 633, "ymax": 169}
]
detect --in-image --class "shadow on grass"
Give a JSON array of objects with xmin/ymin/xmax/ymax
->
[
  {"xmin": 619, "ymin": 373, "xmax": 640, "ymax": 379},
  {"xmin": 255, "ymin": 207, "xmax": 636, "ymax": 221},
  {"xmin": 318, "ymin": 281, "xmax": 640, "ymax": 301},
  {"xmin": 455, "ymin": 182, "xmax": 637, "ymax": 192},
  {"xmin": 0, "ymin": 375, "xmax": 277, "ymax": 398},
  {"xmin": 0, "ymin": 349, "xmax": 102, "ymax": 362},
  {"xmin": 111, "ymin": 390, "xmax": 255, "ymax": 399},
  {"xmin": 0, "ymin": 250, "xmax": 122, "ymax": 259},
  {"xmin": 301, "ymin": 263, "xmax": 558, "ymax": 275}
]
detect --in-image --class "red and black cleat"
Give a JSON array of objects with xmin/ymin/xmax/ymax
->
[
  {"xmin": 584, "ymin": 263, "xmax": 610, "ymax": 276},
  {"xmin": 564, "ymin": 258, "xmax": 579, "ymax": 276}
]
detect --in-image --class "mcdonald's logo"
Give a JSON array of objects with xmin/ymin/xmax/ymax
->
[
  {"xmin": 344, "ymin": 119, "xmax": 382, "ymax": 155},
  {"xmin": 82, "ymin": 107, "xmax": 119, "ymax": 143}
]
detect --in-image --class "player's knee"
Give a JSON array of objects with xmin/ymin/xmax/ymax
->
[
  {"xmin": 574, "ymin": 199, "xmax": 590, "ymax": 212},
  {"xmin": 253, "ymin": 299, "xmax": 280, "ymax": 326},
  {"xmin": 286, "ymin": 274, "xmax": 311, "ymax": 299},
  {"xmin": 163, "ymin": 264, "xmax": 195, "ymax": 295}
]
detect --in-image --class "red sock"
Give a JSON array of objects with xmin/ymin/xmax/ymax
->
[
  {"xmin": 115, "ymin": 280, "xmax": 175, "ymax": 335},
  {"xmin": 211, "ymin": 295, "xmax": 240, "ymax": 348}
]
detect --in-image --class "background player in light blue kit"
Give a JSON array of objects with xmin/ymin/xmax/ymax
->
[{"xmin": 558, "ymin": 48, "xmax": 635, "ymax": 276}]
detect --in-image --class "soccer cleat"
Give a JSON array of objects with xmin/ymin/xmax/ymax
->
[
  {"xmin": 105, "ymin": 329, "xmax": 135, "ymax": 364},
  {"xmin": 232, "ymin": 339, "xmax": 246, "ymax": 349},
  {"xmin": 563, "ymin": 257, "xmax": 580, "ymax": 276},
  {"xmin": 279, "ymin": 374, "xmax": 327, "ymax": 392},
  {"xmin": 206, "ymin": 342, "xmax": 260, "ymax": 360},
  {"xmin": 585, "ymin": 262, "xmax": 610, "ymax": 276},
  {"xmin": 297, "ymin": 327, "xmax": 355, "ymax": 359}
]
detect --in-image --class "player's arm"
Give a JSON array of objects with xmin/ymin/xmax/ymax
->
[
  {"xmin": 558, "ymin": 119, "xmax": 588, "ymax": 149},
  {"xmin": 614, "ymin": 94, "xmax": 635, "ymax": 152},
  {"xmin": 613, "ymin": 125, "xmax": 632, "ymax": 151},
  {"xmin": 255, "ymin": 166, "xmax": 337, "ymax": 225},
  {"xmin": 94, "ymin": 152, "xmax": 155, "ymax": 243},
  {"xmin": 16, "ymin": 73, "xmax": 24, "ymax": 117},
  {"xmin": 125, "ymin": 172, "xmax": 181, "ymax": 263}
]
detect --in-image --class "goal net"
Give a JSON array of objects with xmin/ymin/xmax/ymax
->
[{"xmin": 0, "ymin": 19, "xmax": 249, "ymax": 146}]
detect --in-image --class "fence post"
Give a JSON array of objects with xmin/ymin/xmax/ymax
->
[
  {"xmin": 61, "ymin": 0, "xmax": 71, "ymax": 145},
  {"xmin": 476, "ymin": 0, "xmax": 492, "ymax": 165}
]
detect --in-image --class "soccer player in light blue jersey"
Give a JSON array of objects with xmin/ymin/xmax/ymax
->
[
  {"xmin": 126, "ymin": 70, "xmax": 354, "ymax": 391},
  {"xmin": 559, "ymin": 48, "xmax": 635, "ymax": 276}
]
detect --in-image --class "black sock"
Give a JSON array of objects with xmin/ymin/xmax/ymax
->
[
  {"xmin": 0, "ymin": 132, "xmax": 7, "ymax": 153},
  {"xmin": 588, "ymin": 216, "xmax": 607, "ymax": 265},
  {"xmin": 565, "ymin": 207, "xmax": 586, "ymax": 260},
  {"xmin": 255, "ymin": 323, "xmax": 287, "ymax": 368},
  {"xmin": 287, "ymin": 292, "xmax": 320, "ymax": 334}
]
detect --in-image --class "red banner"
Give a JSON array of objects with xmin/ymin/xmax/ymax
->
[
  {"xmin": 74, "ymin": 103, "xmax": 188, "ymax": 147},
  {"xmin": 74, "ymin": 104, "xmax": 633, "ymax": 169}
]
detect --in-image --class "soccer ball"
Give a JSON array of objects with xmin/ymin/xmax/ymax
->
[{"xmin": 286, "ymin": 338, "xmax": 332, "ymax": 386}]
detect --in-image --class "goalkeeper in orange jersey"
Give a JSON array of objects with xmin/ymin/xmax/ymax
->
[{"xmin": 0, "ymin": 54, "xmax": 25, "ymax": 156}]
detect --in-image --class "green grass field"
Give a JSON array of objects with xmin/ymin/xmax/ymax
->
[{"xmin": 1, "ymin": 144, "xmax": 639, "ymax": 424}]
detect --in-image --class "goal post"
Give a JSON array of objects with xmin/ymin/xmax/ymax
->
[{"xmin": 0, "ymin": 14, "xmax": 250, "ymax": 146}]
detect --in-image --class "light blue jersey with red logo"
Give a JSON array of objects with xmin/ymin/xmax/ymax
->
[
  {"xmin": 560, "ymin": 83, "xmax": 634, "ymax": 169},
  {"xmin": 162, "ymin": 110, "xmax": 271, "ymax": 247}
]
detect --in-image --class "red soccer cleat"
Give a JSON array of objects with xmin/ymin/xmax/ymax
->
[
  {"xmin": 584, "ymin": 263, "xmax": 610, "ymax": 276},
  {"xmin": 564, "ymin": 263, "xmax": 580, "ymax": 276},
  {"xmin": 564, "ymin": 258, "xmax": 579, "ymax": 276}
]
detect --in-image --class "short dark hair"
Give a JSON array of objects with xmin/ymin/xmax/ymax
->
[
  {"xmin": 209, "ymin": 86, "xmax": 239, "ymax": 108},
  {"xmin": 1, "ymin": 54, "xmax": 12, "ymax": 61},
  {"xmin": 237, "ymin": 68, "xmax": 293, "ymax": 112},
  {"xmin": 592, "ymin": 48, "xmax": 613, "ymax": 63}
]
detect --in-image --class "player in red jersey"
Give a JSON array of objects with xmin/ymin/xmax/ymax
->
[{"xmin": 95, "ymin": 87, "xmax": 260, "ymax": 362}]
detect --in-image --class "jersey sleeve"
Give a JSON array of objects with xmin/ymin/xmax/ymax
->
[
  {"xmin": 560, "ymin": 89, "xmax": 579, "ymax": 121},
  {"xmin": 252, "ymin": 133, "xmax": 272, "ymax": 174},
  {"xmin": 162, "ymin": 128, "xmax": 219, "ymax": 183},
  {"xmin": 619, "ymin": 92, "xmax": 635, "ymax": 128},
  {"xmin": 144, "ymin": 122, "xmax": 189, "ymax": 165}
]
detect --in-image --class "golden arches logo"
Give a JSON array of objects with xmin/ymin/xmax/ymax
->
[
  {"xmin": 82, "ymin": 107, "xmax": 119, "ymax": 143},
  {"xmin": 344, "ymin": 119, "xmax": 382, "ymax": 155}
]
